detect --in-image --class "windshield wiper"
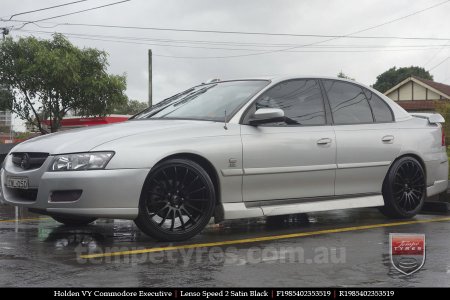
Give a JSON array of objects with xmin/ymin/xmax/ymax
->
[
  {"xmin": 130, "ymin": 87, "xmax": 197, "ymax": 119},
  {"xmin": 154, "ymin": 84, "xmax": 217, "ymax": 118}
]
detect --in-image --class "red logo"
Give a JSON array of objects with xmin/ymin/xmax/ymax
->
[{"xmin": 390, "ymin": 233, "xmax": 425, "ymax": 275}]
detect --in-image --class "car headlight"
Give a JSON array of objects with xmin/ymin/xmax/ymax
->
[{"xmin": 50, "ymin": 152, "xmax": 114, "ymax": 171}]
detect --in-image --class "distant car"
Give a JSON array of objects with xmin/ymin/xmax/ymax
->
[{"xmin": 1, "ymin": 76, "xmax": 448, "ymax": 241}]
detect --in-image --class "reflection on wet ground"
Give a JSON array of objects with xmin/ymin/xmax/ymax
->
[{"xmin": 0, "ymin": 205, "xmax": 449, "ymax": 287}]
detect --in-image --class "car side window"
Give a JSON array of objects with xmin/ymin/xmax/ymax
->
[
  {"xmin": 323, "ymin": 80, "xmax": 374, "ymax": 125},
  {"xmin": 252, "ymin": 79, "xmax": 326, "ymax": 126},
  {"xmin": 364, "ymin": 89, "xmax": 394, "ymax": 122}
]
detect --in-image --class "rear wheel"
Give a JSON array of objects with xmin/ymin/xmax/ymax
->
[
  {"xmin": 52, "ymin": 215, "xmax": 97, "ymax": 226},
  {"xmin": 134, "ymin": 158, "xmax": 216, "ymax": 241},
  {"xmin": 379, "ymin": 157, "xmax": 426, "ymax": 218}
]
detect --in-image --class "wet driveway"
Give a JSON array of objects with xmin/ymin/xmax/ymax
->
[{"xmin": 0, "ymin": 204, "xmax": 449, "ymax": 287}]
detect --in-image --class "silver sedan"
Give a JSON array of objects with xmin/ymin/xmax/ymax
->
[{"xmin": 1, "ymin": 76, "xmax": 448, "ymax": 241}]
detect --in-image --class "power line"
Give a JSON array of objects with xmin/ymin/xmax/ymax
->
[
  {"xmin": 15, "ymin": 29, "xmax": 450, "ymax": 56},
  {"xmin": 423, "ymin": 40, "xmax": 449, "ymax": 67},
  {"xmin": 4, "ymin": 0, "xmax": 90, "ymax": 20},
  {"xmin": 16, "ymin": 28, "xmax": 450, "ymax": 49},
  {"xmin": 6, "ymin": 0, "xmax": 449, "ymax": 38},
  {"xmin": 7, "ymin": 0, "xmax": 450, "ymax": 58},
  {"xmin": 5, "ymin": 19, "xmax": 450, "ymax": 42},
  {"xmin": 429, "ymin": 56, "xmax": 450, "ymax": 71},
  {"xmin": 6, "ymin": 19, "xmax": 450, "ymax": 41},
  {"xmin": 233, "ymin": 0, "xmax": 450, "ymax": 60},
  {"xmin": 14, "ymin": 0, "xmax": 132, "ymax": 30},
  {"xmin": 340, "ymin": 0, "xmax": 450, "ymax": 36}
]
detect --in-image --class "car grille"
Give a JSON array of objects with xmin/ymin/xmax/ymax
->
[{"xmin": 11, "ymin": 152, "xmax": 49, "ymax": 170}]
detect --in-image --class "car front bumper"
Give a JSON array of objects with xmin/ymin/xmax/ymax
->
[{"xmin": 0, "ymin": 155, "xmax": 149, "ymax": 219}]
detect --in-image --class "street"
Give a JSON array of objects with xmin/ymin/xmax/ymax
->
[{"xmin": 0, "ymin": 205, "xmax": 449, "ymax": 287}]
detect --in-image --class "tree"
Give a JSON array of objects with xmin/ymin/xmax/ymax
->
[
  {"xmin": 113, "ymin": 99, "xmax": 148, "ymax": 115},
  {"xmin": 337, "ymin": 71, "xmax": 354, "ymax": 80},
  {"xmin": 0, "ymin": 34, "xmax": 128, "ymax": 133},
  {"xmin": 373, "ymin": 66, "xmax": 433, "ymax": 93},
  {"xmin": 0, "ymin": 84, "xmax": 14, "ymax": 110}
]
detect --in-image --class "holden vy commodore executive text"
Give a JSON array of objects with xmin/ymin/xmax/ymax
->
[{"xmin": 1, "ymin": 76, "xmax": 447, "ymax": 241}]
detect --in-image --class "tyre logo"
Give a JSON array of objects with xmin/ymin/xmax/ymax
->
[{"xmin": 390, "ymin": 233, "xmax": 425, "ymax": 275}]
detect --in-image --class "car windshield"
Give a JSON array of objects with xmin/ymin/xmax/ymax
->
[{"xmin": 133, "ymin": 80, "xmax": 269, "ymax": 121}]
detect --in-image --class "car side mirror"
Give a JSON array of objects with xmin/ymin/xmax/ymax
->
[{"xmin": 249, "ymin": 108, "xmax": 285, "ymax": 125}]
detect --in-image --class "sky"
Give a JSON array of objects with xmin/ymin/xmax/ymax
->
[{"xmin": 1, "ymin": 0, "xmax": 450, "ymax": 121}]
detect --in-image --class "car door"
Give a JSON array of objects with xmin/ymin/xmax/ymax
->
[
  {"xmin": 240, "ymin": 79, "xmax": 337, "ymax": 202},
  {"xmin": 322, "ymin": 79, "xmax": 401, "ymax": 196}
]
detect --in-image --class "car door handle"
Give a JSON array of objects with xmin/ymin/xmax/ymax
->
[
  {"xmin": 317, "ymin": 138, "xmax": 332, "ymax": 145},
  {"xmin": 382, "ymin": 135, "xmax": 394, "ymax": 143}
]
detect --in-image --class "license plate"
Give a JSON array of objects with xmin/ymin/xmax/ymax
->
[{"xmin": 6, "ymin": 176, "xmax": 29, "ymax": 189}]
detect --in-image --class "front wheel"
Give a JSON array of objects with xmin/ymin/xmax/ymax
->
[
  {"xmin": 134, "ymin": 159, "xmax": 216, "ymax": 242},
  {"xmin": 52, "ymin": 215, "xmax": 97, "ymax": 226},
  {"xmin": 379, "ymin": 157, "xmax": 426, "ymax": 219}
]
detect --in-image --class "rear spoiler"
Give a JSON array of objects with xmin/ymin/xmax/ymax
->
[{"xmin": 411, "ymin": 113, "xmax": 445, "ymax": 124}]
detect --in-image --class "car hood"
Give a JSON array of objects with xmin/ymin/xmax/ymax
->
[{"xmin": 11, "ymin": 120, "xmax": 216, "ymax": 154}]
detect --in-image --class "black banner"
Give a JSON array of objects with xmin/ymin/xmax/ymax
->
[{"xmin": 0, "ymin": 288, "xmax": 445, "ymax": 298}]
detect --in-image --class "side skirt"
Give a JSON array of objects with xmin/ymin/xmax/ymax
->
[{"xmin": 221, "ymin": 194, "xmax": 384, "ymax": 220}]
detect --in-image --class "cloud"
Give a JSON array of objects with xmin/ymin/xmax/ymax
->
[{"xmin": 2, "ymin": 0, "xmax": 449, "ymax": 106}]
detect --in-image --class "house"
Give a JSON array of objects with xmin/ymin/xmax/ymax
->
[
  {"xmin": 0, "ymin": 111, "xmax": 12, "ymax": 127},
  {"xmin": 384, "ymin": 76, "xmax": 450, "ymax": 111}
]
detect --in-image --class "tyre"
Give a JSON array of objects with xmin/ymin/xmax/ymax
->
[
  {"xmin": 379, "ymin": 156, "xmax": 426, "ymax": 219},
  {"xmin": 52, "ymin": 215, "xmax": 97, "ymax": 226},
  {"xmin": 134, "ymin": 158, "xmax": 216, "ymax": 241}
]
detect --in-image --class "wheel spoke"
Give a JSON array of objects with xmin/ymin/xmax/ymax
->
[
  {"xmin": 187, "ymin": 186, "xmax": 206, "ymax": 195},
  {"xmin": 412, "ymin": 176, "xmax": 424, "ymax": 184},
  {"xmin": 184, "ymin": 203, "xmax": 203, "ymax": 214},
  {"xmin": 151, "ymin": 178, "xmax": 167, "ymax": 192},
  {"xmin": 159, "ymin": 208, "xmax": 171, "ymax": 226},
  {"xmin": 412, "ymin": 167, "xmax": 420, "ymax": 180},
  {"xmin": 148, "ymin": 199, "xmax": 168, "ymax": 208},
  {"xmin": 161, "ymin": 169, "xmax": 172, "ymax": 189},
  {"xmin": 178, "ymin": 210, "xmax": 186, "ymax": 230},
  {"xmin": 150, "ymin": 205, "xmax": 168, "ymax": 217},
  {"xmin": 395, "ymin": 173, "xmax": 404, "ymax": 184},
  {"xmin": 398, "ymin": 193, "xmax": 406, "ymax": 204},
  {"xmin": 393, "ymin": 189, "xmax": 404, "ymax": 196},
  {"xmin": 170, "ymin": 210, "xmax": 176, "ymax": 231},
  {"xmin": 174, "ymin": 166, "xmax": 179, "ymax": 188},
  {"xmin": 187, "ymin": 198, "xmax": 209, "ymax": 202},
  {"xmin": 149, "ymin": 191, "xmax": 166, "ymax": 198},
  {"xmin": 181, "ymin": 207, "xmax": 196, "ymax": 224},
  {"xmin": 184, "ymin": 175, "xmax": 199, "ymax": 190},
  {"xmin": 181, "ymin": 168, "xmax": 189, "ymax": 187}
]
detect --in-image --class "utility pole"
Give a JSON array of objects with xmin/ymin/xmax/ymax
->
[{"xmin": 148, "ymin": 49, "xmax": 152, "ymax": 107}]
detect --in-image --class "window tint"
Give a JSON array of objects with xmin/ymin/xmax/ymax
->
[
  {"xmin": 364, "ymin": 89, "xmax": 394, "ymax": 122},
  {"xmin": 134, "ymin": 80, "xmax": 269, "ymax": 121},
  {"xmin": 323, "ymin": 80, "xmax": 373, "ymax": 124},
  {"xmin": 254, "ymin": 79, "xmax": 326, "ymax": 125}
]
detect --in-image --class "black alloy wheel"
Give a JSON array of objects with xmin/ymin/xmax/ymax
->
[
  {"xmin": 135, "ymin": 158, "xmax": 216, "ymax": 241},
  {"xmin": 379, "ymin": 156, "xmax": 426, "ymax": 218}
]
